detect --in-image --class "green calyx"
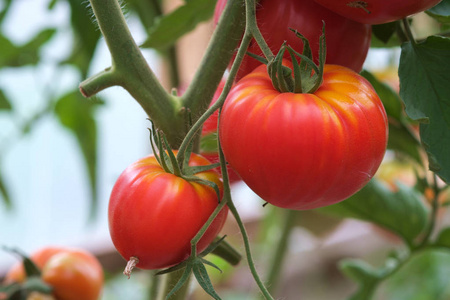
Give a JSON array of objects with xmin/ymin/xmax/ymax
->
[
  {"xmin": 148, "ymin": 121, "xmax": 222, "ymax": 203},
  {"xmin": 267, "ymin": 24, "xmax": 327, "ymax": 94}
]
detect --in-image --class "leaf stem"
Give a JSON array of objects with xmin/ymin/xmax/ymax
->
[
  {"xmin": 83, "ymin": 0, "xmax": 185, "ymax": 147},
  {"xmin": 245, "ymin": 0, "xmax": 274, "ymax": 61},
  {"xmin": 182, "ymin": 0, "xmax": 246, "ymax": 122},
  {"xmin": 416, "ymin": 174, "xmax": 441, "ymax": 249},
  {"xmin": 266, "ymin": 209, "xmax": 296, "ymax": 294},
  {"xmin": 401, "ymin": 18, "xmax": 416, "ymax": 45}
]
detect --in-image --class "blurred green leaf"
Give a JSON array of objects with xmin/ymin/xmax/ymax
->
[
  {"xmin": 372, "ymin": 22, "xmax": 397, "ymax": 44},
  {"xmin": 141, "ymin": 0, "xmax": 216, "ymax": 50},
  {"xmin": 54, "ymin": 91, "xmax": 102, "ymax": 219},
  {"xmin": 340, "ymin": 259, "xmax": 380, "ymax": 300},
  {"xmin": 0, "ymin": 89, "xmax": 12, "ymax": 110},
  {"xmin": 426, "ymin": 0, "xmax": 450, "ymax": 23},
  {"xmin": 63, "ymin": 0, "xmax": 101, "ymax": 77},
  {"xmin": 318, "ymin": 179, "xmax": 429, "ymax": 245},
  {"xmin": 0, "ymin": 166, "xmax": 12, "ymax": 208},
  {"xmin": 387, "ymin": 123, "xmax": 422, "ymax": 165},
  {"xmin": 376, "ymin": 250, "xmax": 450, "ymax": 300},
  {"xmin": 0, "ymin": 28, "xmax": 56, "ymax": 67},
  {"xmin": 0, "ymin": 0, "xmax": 13, "ymax": 24},
  {"xmin": 399, "ymin": 36, "xmax": 450, "ymax": 184},
  {"xmin": 435, "ymin": 227, "xmax": 450, "ymax": 248}
]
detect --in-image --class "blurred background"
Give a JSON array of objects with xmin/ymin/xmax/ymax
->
[{"xmin": 0, "ymin": 0, "xmax": 449, "ymax": 299}]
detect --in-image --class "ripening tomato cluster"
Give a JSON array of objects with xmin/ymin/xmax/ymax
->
[
  {"xmin": 107, "ymin": 0, "xmax": 442, "ymax": 273},
  {"xmin": 4, "ymin": 246, "xmax": 104, "ymax": 300}
]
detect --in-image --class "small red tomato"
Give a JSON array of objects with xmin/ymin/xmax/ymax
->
[
  {"xmin": 4, "ymin": 247, "xmax": 103, "ymax": 300},
  {"xmin": 108, "ymin": 152, "xmax": 228, "ymax": 270},
  {"xmin": 219, "ymin": 62, "xmax": 388, "ymax": 210},
  {"xmin": 214, "ymin": 0, "xmax": 372, "ymax": 80},
  {"xmin": 41, "ymin": 250, "xmax": 104, "ymax": 300},
  {"xmin": 313, "ymin": 0, "xmax": 442, "ymax": 24}
]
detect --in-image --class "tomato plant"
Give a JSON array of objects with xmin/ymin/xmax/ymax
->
[
  {"xmin": 219, "ymin": 61, "xmax": 388, "ymax": 210},
  {"xmin": 312, "ymin": 0, "xmax": 443, "ymax": 24},
  {"xmin": 108, "ymin": 151, "xmax": 228, "ymax": 270},
  {"xmin": 3, "ymin": 247, "xmax": 103, "ymax": 300},
  {"xmin": 200, "ymin": 80, "xmax": 241, "ymax": 184},
  {"xmin": 214, "ymin": 0, "xmax": 372, "ymax": 80}
]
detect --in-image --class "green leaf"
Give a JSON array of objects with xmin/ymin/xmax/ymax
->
[
  {"xmin": 318, "ymin": 179, "xmax": 429, "ymax": 245},
  {"xmin": 435, "ymin": 227, "xmax": 450, "ymax": 248},
  {"xmin": 0, "ymin": 28, "xmax": 56, "ymax": 67},
  {"xmin": 339, "ymin": 259, "xmax": 380, "ymax": 300},
  {"xmin": 426, "ymin": 0, "xmax": 450, "ymax": 23},
  {"xmin": 141, "ymin": 0, "xmax": 216, "ymax": 51},
  {"xmin": 0, "ymin": 166, "xmax": 12, "ymax": 208},
  {"xmin": 399, "ymin": 36, "xmax": 450, "ymax": 183},
  {"xmin": 0, "ymin": 89, "xmax": 12, "ymax": 110},
  {"xmin": 54, "ymin": 91, "xmax": 102, "ymax": 219},
  {"xmin": 376, "ymin": 250, "xmax": 450, "ymax": 300},
  {"xmin": 387, "ymin": 123, "xmax": 423, "ymax": 165},
  {"xmin": 165, "ymin": 265, "xmax": 193, "ymax": 299},
  {"xmin": 192, "ymin": 260, "xmax": 222, "ymax": 300},
  {"xmin": 63, "ymin": 0, "xmax": 101, "ymax": 77},
  {"xmin": 372, "ymin": 22, "xmax": 397, "ymax": 44}
]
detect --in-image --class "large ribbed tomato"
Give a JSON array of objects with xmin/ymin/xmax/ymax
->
[
  {"xmin": 313, "ymin": 0, "xmax": 442, "ymax": 24},
  {"xmin": 108, "ymin": 152, "xmax": 228, "ymax": 270},
  {"xmin": 219, "ymin": 63, "xmax": 388, "ymax": 210},
  {"xmin": 214, "ymin": 0, "xmax": 372, "ymax": 80}
]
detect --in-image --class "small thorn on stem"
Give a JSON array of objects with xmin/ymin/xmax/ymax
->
[
  {"xmin": 347, "ymin": 1, "xmax": 371, "ymax": 14},
  {"xmin": 124, "ymin": 256, "xmax": 139, "ymax": 279}
]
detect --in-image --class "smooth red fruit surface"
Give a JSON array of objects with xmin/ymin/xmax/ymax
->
[
  {"xmin": 41, "ymin": 250, "xmax": 104, "ymax": 300},
  {"xmin": 313, "ymin": 0, "xmax": 442, "ymax": 24},
  {"xmin": 214, "ymin": 0, "xmax": 372, "ymax": 80},
  {"xmin": 219, "ymin": 62, "xmax": 388, "ymax": 210},
  {"xmin": 200, "ymin": 80, "xmax": 241, "ymax": 183},
  {"xmin": 108, "ymin": 152, "xmax": 228, "ymax": 270}
]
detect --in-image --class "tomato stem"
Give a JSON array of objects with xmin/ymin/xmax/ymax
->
[
  {"xmin": 123, "ymin": 256, "xmax": 139, "ymax": 279},
  {"xmin": 401, "ymin": 18, "xmax": 416, "ymax": 45}
]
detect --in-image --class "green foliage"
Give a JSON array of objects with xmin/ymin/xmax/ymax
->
[
  {"xmin": 0, "ymin": 166, "xmax": 11, "ymax": 208},
  {"xmin": 376, "ymin": 250, "xmax": 450, "ymax": 300},
  {"xmin": 141, "ymin": 0, "xmax": 216, "ymax": 51},
  {"xmin": 435, "ymin": 227, "xmax": 450, "ymax": 248},
  {"xmin": 399, "ymin": 36, "xmax": 450, "ymax": 184},
  {"xmin": 0, "ymin": 89, "xmax": 12, "ymax": 110},
  {"xmin": 371, "ymin": 22, "xmax": 402, "ymax": 48},
  {"xmin": 54, "ymin": 91, "xmax": 103, "ymax": 219},
  {"xmin": 361, "ymin": 70, "xmax": 422, "ymax": 165},
  {"xmin": 63, "ymin": 0, "xmax": 102, "ymax": 77},
  {"xmin": 426, "ymin": 0, "xmax": 450, "ymax": 23},
  {"xmin": 0, "ymin": 28, "xmax": 56, "ymax": 67},
  {"xmin": 318, "ymin": 179, "xmax": 429, "ymax": 246}
]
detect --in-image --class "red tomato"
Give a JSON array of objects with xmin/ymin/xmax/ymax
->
[
  {"xmin": 313, "ymin": 0, "xmax": 442, "ymax": 24},
  {"xmin": 4, "ymin": 247, "xmax": 103, "ymax": 300},
  {"xmin": 214, "ymin": 0, "xmax": 372, "ymax": 80},
  {"xmin": 41, "ymin": 250, "xmax": 104, "ymax": 300},
  {"xmin": 4, "ymin": 246, "xmax": 68, "ymax": 284},
  {"xmin": 200, "ymin": 80, "xmax": 241, "ymax": 183},
  {"xmin": 219, "ymin": 62, "xmax": 388, "ymax": 210},
  {"xmin": 108, "ymin": 152, "xmax": 228, "ymax": 270}
]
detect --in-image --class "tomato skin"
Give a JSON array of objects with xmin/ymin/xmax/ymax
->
[
  {"xmin": 200, "ymin": 80, "xmax": 241, "ymax": 183},
  {"xmin": 108, "ymin": 152, "xmax": 228, "ymax": 270},
  {"xmin": 4, "ymin": 247, "xmax": 68, "ymax": 284},
  {"xmin": 214, "ymin": 0, "xmax": 372, "ymax": 80},
  {"xmin": 4, "ymin": 247, "xmax": 103, "ymax": 300},
  {"xmin": 41, "ymin": 250, "xmax": 104, "ymax": 300},
  {"xmin": 219, "ymin": 63, "xmax": 388, "ymax": 210},
  {"xmin": 313, "ymin": 0, "xmax": 442, "ymax": 24}
]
